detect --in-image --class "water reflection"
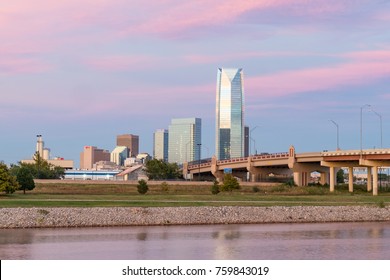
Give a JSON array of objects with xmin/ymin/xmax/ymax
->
[{"xmin": 0, "ymin": 222, "xmax": 389, "ymax": 260}]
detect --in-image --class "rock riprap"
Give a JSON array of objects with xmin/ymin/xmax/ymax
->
[{"xmin": 0, "ymin": 206, "xmax": 389, "ymax": 228}]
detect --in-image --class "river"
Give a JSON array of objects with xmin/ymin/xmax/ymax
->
[{"xmin": 1, "ymin": 222, "xmax": 390, "ymax": 259}]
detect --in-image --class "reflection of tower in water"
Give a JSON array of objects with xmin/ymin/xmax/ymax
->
[{"xmin": 212, "ymin": 225, "xmax": 241, "ymax": 259}]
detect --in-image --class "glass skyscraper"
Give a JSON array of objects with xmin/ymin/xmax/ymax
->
[
  {"xmin": 216, "ymin": 68, "xmax": 245, "ymax": 160},
  {"xmin": 153, "ymin": 129, "xmax": 169, "ymax": 161},
  {"xmin": 168, "ymin": 118, "xmax": 201, "ymax": 164}
]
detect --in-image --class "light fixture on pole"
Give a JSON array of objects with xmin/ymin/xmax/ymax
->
[
  {"xmin": 360, "ymin": 104, "xmax": 371, "ymax": 154},
  {"xmin": 329, "ymin": 120, "xmax": 340, "ymax": 150}
]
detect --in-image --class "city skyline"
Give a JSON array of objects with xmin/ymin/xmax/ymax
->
[{"xmin": 1, "ymin": 1, "xmax": 390, "ymax": 165}]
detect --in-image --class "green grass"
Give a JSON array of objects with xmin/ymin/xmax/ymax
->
[{"xmin": 0, "ymin": 181, "xmax": 389, "ymax": 208}]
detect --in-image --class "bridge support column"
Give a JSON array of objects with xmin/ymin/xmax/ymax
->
[
  {"xmin": 248, "ymin": 171, "xmax": 263, "ymax": 182},
  {"xmin": 250, "ymin": 173, "xmax": 266, "ymax": 182},
  {"xmin": 293, "ymin": 171, "xmax": 310, "ymax": 187},
  {"xmin": 358, "ymin": 159, "xmax": 390, "ymax": 196},
  {"xmin": 293, "ymin": 172, "xmax": 300, "ymax": 186},
  {"xmin": 348, "ymin": 167, "xmax": 354, "ymax": 193},
  {"xmin": 320, "ymin": 172, "xmax": 329, "ymax": 185},
  {"xmin": 329, "ymin": 166, "xmax": 335, "ymax": 192},
  {"xmin": 367, "ymin": 167, "xmax": 372, "ymax": 192},
  {"xmin": 291, "ymin": 162, "xmax": 330, "ymax": 187},
  {"xmin": 373, "ymin": 166, "xmax": 378, "ymax": 196},
  {"xmin": 211, "ymin": 156, "xmax": 224, "ymax": 182}
]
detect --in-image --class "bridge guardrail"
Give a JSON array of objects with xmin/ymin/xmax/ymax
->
[{"xmin": 187, "ymin": 152, "xmax": 289, "ymax": 170}]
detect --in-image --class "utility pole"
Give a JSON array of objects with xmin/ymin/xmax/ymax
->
[
  {"xmin": 330, "ymin": 120, "xmax": 340, "ymax": 150},
  {"xmin": 197, "ymin": 143, "xmax": 201, "ymax": 181}
]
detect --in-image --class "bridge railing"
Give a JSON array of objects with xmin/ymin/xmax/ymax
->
[
  {"xmin": 250, "ymin": 152, "xmax": 289, "ymax": 160},
  {"xmin": 187, "ymin": 152, "xmax": 289, "ymax": 170},
  {"xmin": 322, "ymin": 149, "xmax": 390, "ymax": 157}
]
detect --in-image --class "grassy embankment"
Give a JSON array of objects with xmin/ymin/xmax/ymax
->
[{"xmin": 0, "ymin": 180, "xmax": 390, "ymax": 207}]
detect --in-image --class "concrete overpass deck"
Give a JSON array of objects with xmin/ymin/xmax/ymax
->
[{"xmin": 184, "ymin": 146, "xmax": 390, "ymax": 196}]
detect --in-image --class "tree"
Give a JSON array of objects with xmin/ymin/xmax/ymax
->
[
  {"xmin": 10, "ymin": 153, "xmax": 65, "ymax": 180},
  {"xmin": 220, "ymin": 174, "xmax": 240, "ymax": 192},
  {"xmin": 145, "ymin": 159, "xmax": 181, "ymax": 180},
  {"xmin": 0, "ymin": 162, "xmax": 19, "ymax": 194},
  {"xmin": 336, "ymin": 169, "xmax": 345, "ymax": 184},
  {"xmin": 211, "ymin": 179, "xmax": 220, "ymax": 195},
  {"xmin": 16, "ymin": 166, "xmax": 35, "ymax": 194},
  {"xmin": 137, "ymin": 179, "xmax": 149, "ymax": 194}
]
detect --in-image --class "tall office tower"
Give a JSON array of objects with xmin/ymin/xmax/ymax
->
[
  {"xmin": 244, "ymin": 126, "xmax": 249, "ymax": 157},
  {"xmin": 116, "ymin": 134, "xmax": 139, "ymax": 157},
  {"xmin": 168, "ymin": 118, "xmax": 201, "ymax": 164},
  {"xmin": 216, "ymin": 68, "xmax": 245, "ymax": 160},
  {"xmin": 80, "ymin": 146, "xmax": 110, "ymax": 170},
  {"xmin": 110, "ymin": 146, "xmax": 129, "ymax": 166},
  {"xmin": 153, "ymin": 129, "xmax": 169, "ymax": 161}
]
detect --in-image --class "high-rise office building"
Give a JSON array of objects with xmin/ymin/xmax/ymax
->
[
  {"xmin": 80, "ymin": 146, "xmax": 110, "ymax": 169},
  {"xmin": 216, "ymin": 68, "xmax": 245, "ymax": 160},
  {"xmin": 244, "ymin": 126, "xmax": 249, "ymax": 157},
  {"xmin": 154, "ymin": 129, "xmax": 169, "ymax": 161},
  {"xmin": 110, "ymin": 146, "xmax": 129, "ymax": 166},
  {"xmin": 168, "ymin": 118, "xmax": 201, "ymax": 164},
  {"xmin": 116, "ymin": 134, "xmax": 139, "ymax": 157}
]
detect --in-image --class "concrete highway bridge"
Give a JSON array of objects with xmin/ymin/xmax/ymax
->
[{"xmin": 183, "ymin": 146, "xmax": 390, "ymax": 196}]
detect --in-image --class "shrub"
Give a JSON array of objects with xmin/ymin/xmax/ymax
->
[
  {"xmin": 271, "ymin": 185, "xmax": 287, "ymax": 193},
  {"xmin": 160, "ymin": 182, "xmax": 169, "ymax": 193},
  {"xmin": 137, "ymin": 179, "xmax": 149, "ymax": 194},
  {"xmin": 211, "ymin": 180, "xmax": 220, "ymax": 195},
  {"xmin": 220, "ymin": 174, "xmax": 240, "ymax": 192},
  {"xmin": 252, "ymin": 186, "xmax": 260, "ymax": 193},
  {"xmin": 284, "ymin": 178, "xmax": 296, "ymax": 187},
  {"xmin": 306, "ymin": 186, "xmax": 327, "ymax": 195},
  {"xmin": 378, "ymin": 200, "xmax": 386, "ymax": 208}
]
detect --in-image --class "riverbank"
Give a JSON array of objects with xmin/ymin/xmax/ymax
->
[{"xmin": 1, "ymin": 206, "xmax": 390, "ymax": 228}]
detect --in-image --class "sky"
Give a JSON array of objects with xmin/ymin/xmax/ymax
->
[{"xmin": 1, "ymin": 0, "xmax": 390, "ymax": 167}]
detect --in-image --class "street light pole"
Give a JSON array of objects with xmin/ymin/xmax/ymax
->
[
  {"xmin": 36, "ymin": 134, "xmax": 42, "ymax": 179},
  {"xmin": 330, "ymin": 120, "xmax": 340, "ymax": 150},
  {"xmin": 370, "ymin": 108, "xmax": 383, "ymax": 189},
  {"xmin": 203, "ymin": 145, "xmax": 210, "ymax": 158},
  {"xmin": 197, "ymin": 143, "xmax": 201, "ymax": 181},
  {"xmin": 250, "ymin": 126, "xmax": 258, "ymax": 156},
  {"xmin": 185, "ymin": 141, "xmax": 191, "ymax": 162},
  {"xmin": 371, "ymin": 108, "xmax": 383, "ymax": 149},
  {"xmin": 360, "ymin": 104, "xmax": 371, "ymax": 154},
  {"xmin": 250, "ymin": 138, "xmax": 257, "ymax": 155}
]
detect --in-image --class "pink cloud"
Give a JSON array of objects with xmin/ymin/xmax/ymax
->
[
  {"xmin": 246, "ymin": 50, "xmax": 390, "ymax": 98},
  {"xmin": 380, "ymin": 94, "xmax": 390, "ymax": 100},
  {"xmin": 125, "ymin": 1, "xmax": 289, "ymax": 35},
  {"xmin": 0, "ymin": 0, "xmax": 377, "ymax": 55},
  {"xmin": 0, "ymin": 56, "xmax": 52, "ymax": 74},
  {"xmin": 374, "ymin": 11, "xmax": 390, "ymax": 21},
  {"xmin": 84, "ymin": 55, "xmax": 165, "ymax": 71},
  {"xmin": 183, "ymin": 51, "xmax": 330, "ymax": 64}
]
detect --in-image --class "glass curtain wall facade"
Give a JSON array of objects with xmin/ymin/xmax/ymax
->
[
  {"xmin": 216, "ymin": 68, "xmax": 245, "ymax": 160},
  {"xmin": 153, "ymin": 129, "xmax": 169, "ymax": 161},
  {"xmin": 168, "ymin": 118, "xmax": 201, "ymax": 164}
]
